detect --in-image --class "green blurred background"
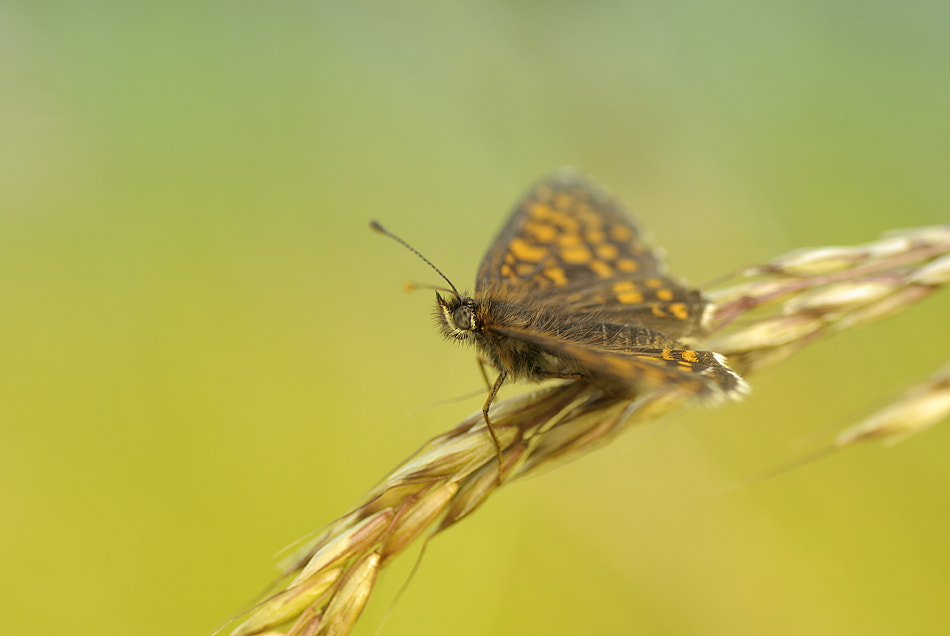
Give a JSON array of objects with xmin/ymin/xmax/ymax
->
[{"xmin": 2, "ymin": 2, "xmax": 948, "ymax": 634}]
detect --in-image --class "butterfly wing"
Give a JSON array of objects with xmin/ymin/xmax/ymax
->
[
  {"xmin": 476, "ymin": 171, "xmax": 707, "ymax": 339},
  {"xmin": 489, "ymin": 324, "xmax": 747, "ymax": 399}
]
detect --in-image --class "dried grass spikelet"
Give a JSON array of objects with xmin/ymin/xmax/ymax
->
[
  {"xmin": 836, "ymin": 362, "xmax": 950, "ymax": 447},
  {"xmin": 221, "ymin": 225, "xmax": 950, "ymax": 636}
]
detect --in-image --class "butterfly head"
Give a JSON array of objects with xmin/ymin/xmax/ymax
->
[{"xmin": 435, "ymin": 292, "xmax": 480, "ymax": 340}]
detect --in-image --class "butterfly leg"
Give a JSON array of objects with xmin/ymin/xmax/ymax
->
[
  {"xmin": 476, "ymin": 357, "xmax": 493, "ymax": 392},
  {"xmin": 482, "ymin": 370, "xmax": 508, "ymax": 482}
]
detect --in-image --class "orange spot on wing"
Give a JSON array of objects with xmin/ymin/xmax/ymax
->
[
  {"xmin": 617, "ymin": 290, "xmax": 644, "ymax": 304},
  {"xmin": 544, "ymin": 266, "xmax": 568, "ymax": 286},
  {"xmin": 656, "ymin": 288, "xmax": 674, "ymax": 301},
  {"xmin": 509, "ymin": 237, "xmax": 548, "ymax": 262},
  {"xmin": 552, "ymin": 213, "xmax": 580, "ymax": 232},
  {"xmin": 615, "ymin": 258, "xmax": 639, "ymax": 272},
  {"xmin": 557, "ymin": 233, "xmax": 583, "ymax": 248},
  {"xmin": 595, "ymin": 243, "xmax": 618, "ymax": 260},
  {"xmin": 609, "ymin": 225, "xmax": 633, "ymax": 241},
  {"xmin": 668, "ymin": 303, "xmax": 688, "ymax": 320},
  {"xmin": 522, "ymin": 220, "xmax": 558, "ymax": 243},
  {"xmin": 589, "ymin": 260, "xmax": 614, "ymax": 278},
  {"xmin": 515, "ymin": 262, "xmax": 538, "ymax": 276},
  {"xmin": 560, "ymin": 244, "xmax": 593, "ymax": 264},
  {"xmin": 529, "ymin": 203, "xmax": 554, "ymax": 219}
]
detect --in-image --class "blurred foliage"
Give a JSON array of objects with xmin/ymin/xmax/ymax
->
[{"xmin": 1, "ymin": 2, "xmax": 947, "ymax": 635}]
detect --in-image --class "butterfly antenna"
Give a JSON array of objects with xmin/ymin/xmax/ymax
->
[{"xmin": 370, "ymin": 221, "xmax": 461, "ymax": 297}]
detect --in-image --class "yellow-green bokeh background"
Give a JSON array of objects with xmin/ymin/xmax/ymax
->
[{"xmin": 2, "ymin": 3, "xmax": 948, "ymax": 634}]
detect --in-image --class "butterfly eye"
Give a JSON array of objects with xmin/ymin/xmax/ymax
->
[{"xmin": 452, "ymin": 305, "xmax": 473, "ymax": 331}]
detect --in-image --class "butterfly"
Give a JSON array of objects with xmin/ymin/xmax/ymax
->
[{"xmin": 373, "ymin": 171, "xmax": 747, "ymax": 476}]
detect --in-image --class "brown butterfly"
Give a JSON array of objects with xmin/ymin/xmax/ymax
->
[{"xmin": 373, "ymin": 171, "xmax": 747, "ymax": 475}]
